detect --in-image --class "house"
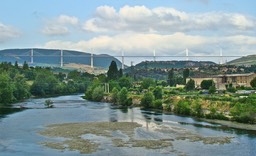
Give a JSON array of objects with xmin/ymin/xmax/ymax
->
[{"xmin": 187, "ymin": 73, "xmax": 256, "ymax": 90}]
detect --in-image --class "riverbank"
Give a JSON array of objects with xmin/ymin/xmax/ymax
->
[{"xmin": 200, "ymin": 118, "xmax": 256, "ymax": 131}]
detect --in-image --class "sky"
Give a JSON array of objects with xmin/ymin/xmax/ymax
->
[{"xmin": 0, "ymin": 0, "xmax": 256, "ymax": 65}]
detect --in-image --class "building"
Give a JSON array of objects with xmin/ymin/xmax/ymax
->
[{"xmin": 187, "ymin": 73, "xmax": 256, "ymax": 90}]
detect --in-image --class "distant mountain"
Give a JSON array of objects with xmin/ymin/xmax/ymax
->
[
  {"xmin": 0, "ymin": 48, "xmax": 122, "ymax": 69},
  {"xmin": 227, "ymin": 55, "xmax": 256, "ymax": 66},
  {"xmin": 131, "ymin": 60, "xmax": 216, "ymax": 69}
]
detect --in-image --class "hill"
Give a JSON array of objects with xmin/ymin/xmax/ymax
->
[
  {"xmin": 0, "ymin": 48, "xmax": 122, "ymax": 69},
  {"xmin": 227, "ymin": 55, "xmax": 256, "ymax": 66},
  {"xmin": 131, "ymin": 60, "xmax": 216, "ymax": 69}
]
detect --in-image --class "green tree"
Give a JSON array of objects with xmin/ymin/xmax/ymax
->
[
  {"xmin": 250, "ymin": 77, "xmax": 256, "ymax": 88},
  {"xmin": 153, "ymin": 86, "xmax": 162, "ymax": 99},
  {"xmin": 22, "ymin": 61, "xmax": 29, "ymax": 70},
  {"xmin": 107, "ymin": 61, "xmax": 119, "ymax": 80},
  {"xmin": 30, "ymin": 72, "xmax": 59, "ymax": 96},
  {"xmin": 92, "ymin": 86, "xmax": 104, "ymax": 102},
  {"xmin": 117, "ymin": 87, "xmax": 128, "ymax": 106},
  {"xmin": 174, "ymin": 100, "xmax": 191, "ymax": 115},
  {"xmin": 141, "ymin": 78, "xmax": 155, "ymax": 89},
  {"xmin": 209, "ymin": 85, "xmax": 216, "ymax": 94},
  {"xmin": 118, "ymin": 68, "xmax": 123, "ymax": 78},
  {"xmin": 168, "ymin": 69, "xmax": 175, "ymax": 86},
  {"xmin": 0, "ymin": 73, "xmax": 14, "ymax": 104},
  {"xmin": 185, "ymin": 79, "xmax": 195, "ymax": 91},
  {"xmin": 111, "ymin": 87, "xmax": 119, "ymax": 104},
  {"xmin": 13, "ymin": 74, "xmax": 30, "ymax": 101},
  {"xmin": 14, "ymin": 61, "xmax": 19, "ymax": 68},
  {"xmin": 140, "ymin": 92, "xmax": 154, "ymax": 108},
  {"xmin": 183, "ymin": 68, "xmax": 190, "ymax": 84},
  {"xmin": 191, "ymin": 100, "xmax": 202, "ymax": 117},
  {"xmin": 118, "ymin": 76, "xmax": 132, "ymax": 89},
  {"xmin": 201, "ymin": 80, "xmax": 215, "ymax": 89}
]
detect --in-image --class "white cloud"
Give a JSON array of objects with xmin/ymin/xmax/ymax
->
[
  {"xmin": 0, "ymin": 23, "xmax": 20, "ymax": 43},
  {"xmin": 57, "ymin": 15, "xmax": 79, "ymax": 25},
  {"xmin": 41, "ymin": 33, "xmax": 256, "ymax": 59},
  {"xmin": 41, "ymin": 25, "xmax": 69, "ymax": 36},
  {"xmin": 82, "ymin": 5, "xmax": 256, "ymax": 34},
  {"xmin": 42, "ymin": 15, "xmax": 79, "ymax": 36}
]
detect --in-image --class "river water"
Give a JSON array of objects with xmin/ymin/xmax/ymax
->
[{"xmin": 0, "ymin": 94, "xmax": 255, "ymax": 156}]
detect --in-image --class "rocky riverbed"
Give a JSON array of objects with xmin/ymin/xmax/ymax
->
[{"xmin": 39, "ymin": 121, "xmax": 233, "ymax": 155}]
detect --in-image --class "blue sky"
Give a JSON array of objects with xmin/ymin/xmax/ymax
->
[{"xmin": 0, "ymin": 0, "xmax": 256, "ymax": 64}]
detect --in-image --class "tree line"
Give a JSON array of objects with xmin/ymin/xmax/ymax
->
[{"xmin": 0, "ymin": 61, "xmax": 93, "ymax": 105}]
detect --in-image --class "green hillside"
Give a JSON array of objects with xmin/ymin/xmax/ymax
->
[
  {"xmin": 227, "ymin": 55, "xmax": 256, "ymax": 66},
  {"xmin": 132, "ymin": 60, "xmax": 216, "ymax": 69}
]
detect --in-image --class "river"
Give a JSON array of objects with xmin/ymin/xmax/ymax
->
[{"xmin": 0, "ymin": 94, "xmax": 255, "ymax": 156}]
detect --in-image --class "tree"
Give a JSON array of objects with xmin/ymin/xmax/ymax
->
[
  {"xmin": 174, "ymin": 100, "xmax": 191, "ymax": 115},
  {"xmin": 30, "ymin": 72, "xmax": 59, "ymax": 96},
  {"xmin": 185, "ymin": 79, "xmax": 195, "ymax": 91},
  {"xmin": 168, "ymin": 69, "xmax": 175, "ymax": 86},
  {"xmin": 111, "ymin": 87, "xmax": 119, "ymax": 104},
  {"xmin": 107, "ymin": 61, "xmax": 119, "ymax": 80},
  {"xmin": 118, "ymin": 68, "xmax": 123, "ymax": 78},
  {"xmin": 13, "ymin": 74, "xmax": 30, "ymax": 101},
  {"xmin": 14, "ymin": 61, "xmax": 19, "ymax": 68},
  {"xmin": 183, "ymin": 68, "xmax": 190, "ymax": 84},
  {"xmin": 117, "ymin": 87, "xmax": 128, "ymax": 106},
  {"xmin": 209, "ymin": 86, "xmax": 216, "ymax": 94},
  {"xmin": 140, "ymin": 92, "xmax": 154, "ymax": 108},
  {"xmin": 118, "ymin": 76, "xmax": 132, "ymax": 89},
  {"xmin": 92, "ymin": 86, "xmax": 104, "ymax": 102},
  {"xmin": 250, "ymin": 77, "xmax": 256, "ymax": 88},
  {"xmin": 201, "ymin": 80, "xmax": 215, "ymax": 89},
  {"xmin": 153, "ymin": 86, "xmax": 162, "ymax": 99},
  {"xmin": 0, "ymin": 73, "xmax": 14, "ymax": 104},
  {"xmin": 141, "ymin": 78, "xmax": 155, "ymax": 89},
  {"xmin": 22, "ymin": 61, "xmax": 29, "ymax": 70}
]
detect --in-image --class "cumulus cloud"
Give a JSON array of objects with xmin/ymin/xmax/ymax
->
[
  {"xmin": 40, "ymin": 5, "xmax": 256, "ymax": 63},
  {"xmin": 42, "ymin": 15, "xmax": 79, "ymax": 36},
  {"xmin": 42, "ymin": 32, "xmax": 256, "ymax": 57},
  {"xmin": 0, "ymin": 23, "xmax": 20, "ymax": 43},
  {"xmin": 82, "ymin": 5, "xmax": 256, "ymax": 34}
]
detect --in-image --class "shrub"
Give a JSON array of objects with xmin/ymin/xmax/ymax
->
[
  {"xmin": 111, "ymin": 87, "xmax": 119, "ymax": 104},
  {"xmin": 153, "ymin": 99, "xmax": 163, "ymax": 109},
  {"xmin": 117, "ymin": 87, "xmax": 128, "ymax": 106},
  {"xmin": 153, "ymin": 86, "xmax": 163, "ymax": 99},
  {"xmin": 140, "ymin": 92, "xmax": 154, "ymax": 108},
  {"xmin": 174, "ymin": 100, "xmax": 190, "ymax": 115},
  {"xmin": 92, "ymin": 86, "xmax": 104, "ymax": 102}
]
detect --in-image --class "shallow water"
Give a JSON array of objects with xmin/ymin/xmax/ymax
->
[{"xmin": 0, "ymin": 94, "xmax": 255, "ymax": 156}]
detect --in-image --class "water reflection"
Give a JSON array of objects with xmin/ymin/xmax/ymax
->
[
  {"xmin": 0, "ymin": 107, "xmax": 25, "ymax": 120},
  {"xmin": 179, "ymin": 121, "xmax": 256, "ymax": 138}
]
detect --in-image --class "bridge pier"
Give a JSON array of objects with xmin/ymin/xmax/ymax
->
[{"xmin": 60, "ymin": 50, "xmax": 63, "ymax": 67}]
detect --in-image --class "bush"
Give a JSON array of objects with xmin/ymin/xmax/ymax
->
[
  {"xmin": 140, "ymin": 92, "xmax": 154, "ymax": 108},
  {"xmin": 153, "ymin": 99, "xmax": 162, "ymax": 109},
  {"xmin": 174, "ymin": 100, "xmax": 190, "ymax": 115},
  {"xmin": 153, "ymin": 86, "xmax": 163, "ymax": 99},
  {"xmin": 117, "ymin": 87, "xmax": 128, "ymax": 106},
  {"xmin": 92, "ymin": 86, "xmax": 104, "ymax": 102},
  {"xmin": 111, "ymin": 87, "xmax": 119, "ymax": 104}
]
